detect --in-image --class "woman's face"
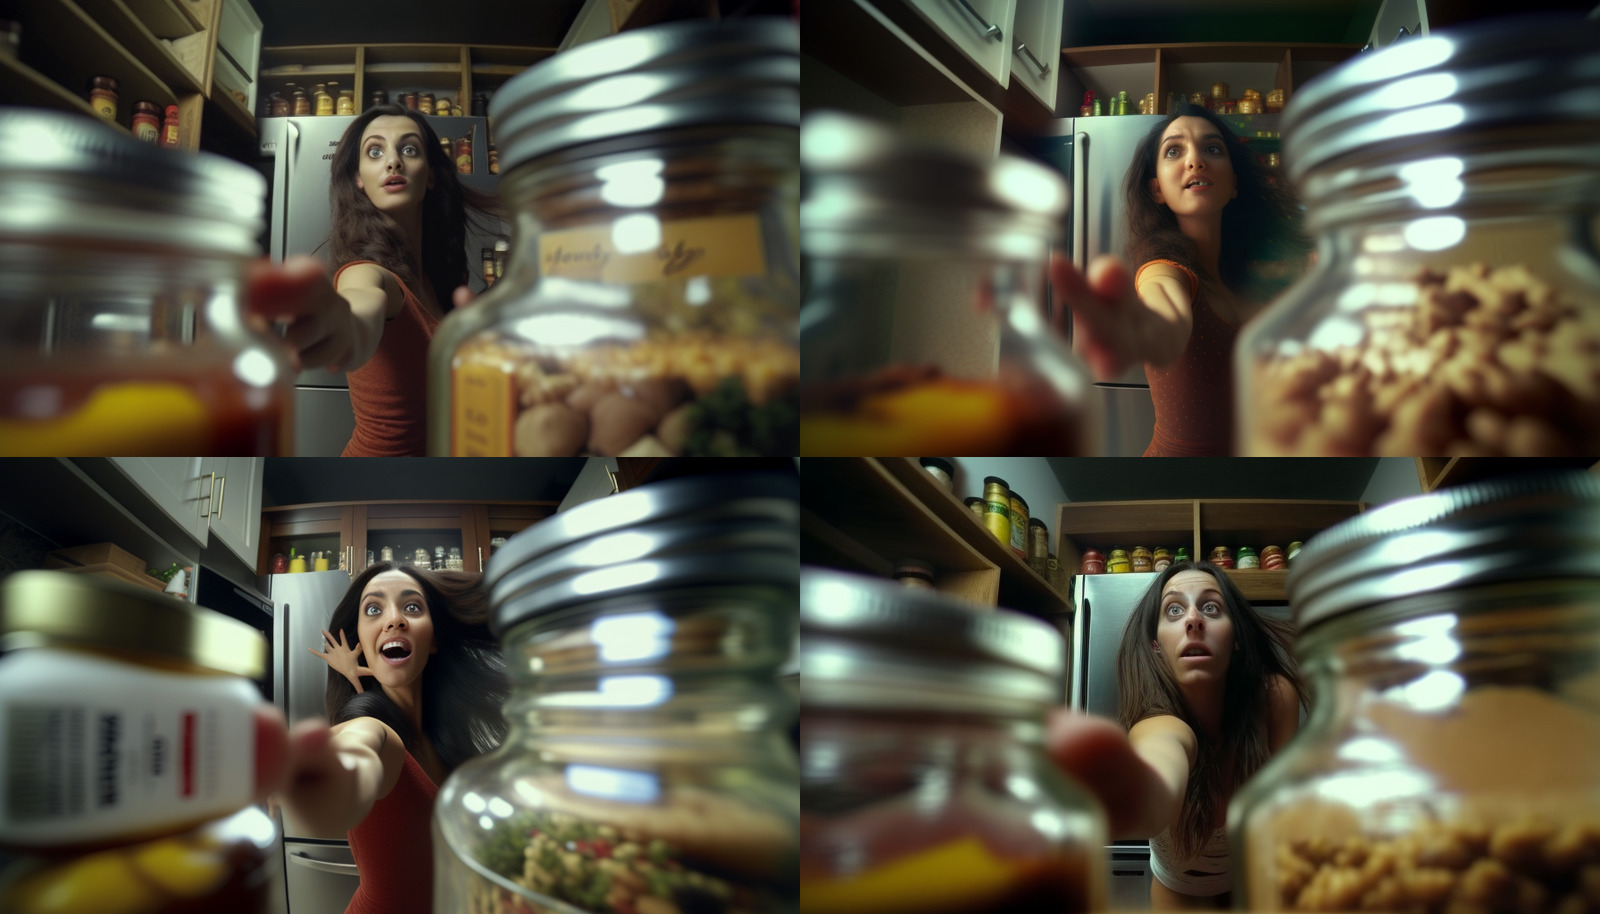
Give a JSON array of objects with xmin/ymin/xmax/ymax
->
[
  {"xmin": 1148, "ymin": 116, "xmax": 1238, "ymax": 218},
  {"xmin": 1153, "ymin": 569, "xmax": 1235, "ymax": 685},
  {"xmin": 354, "ymin": 114, "xmax": 433, "ymax": 214},
  {"xmin": 356, "ymin": 569, "xmax": 439, "ymax": 688}
]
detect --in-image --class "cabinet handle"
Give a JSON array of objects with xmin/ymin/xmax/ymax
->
[
  {"xmin": 201, "ymin": 471, "xmax": 217, "ymax": 517},
  {"xmin": 951, "ymin": 0, "xmax": 1002, "ymax": 40},
  {"xmin": 1015, "ymin": 41, "xmax": 1050, "ymax": 77}
]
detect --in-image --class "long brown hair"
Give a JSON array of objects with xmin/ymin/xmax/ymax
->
[
  {"xmin": 324, "ymin": 562, "xmax": 509, "ymax": 773},
  {"xmin": 1115, "ymin": 560, "xmax": 1306, "ymax": 860},
  {"xmin": 1122, "ymin": 104, "xmax": 1312, "ymax": 304},
  {"xmin": 325, "ymin": 104, "xmax": 501, "ymax": 314}
]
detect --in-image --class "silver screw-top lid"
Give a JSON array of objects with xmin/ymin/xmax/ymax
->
[
  {"xmin": 802, "ymin": 111, "xmax": 1067, "ymax": 260},
  {"xmin": 0, "ymin": 109, "xmax": 266, "ymax": 257},
  {"xmin": 801, "ymin": 567, "xmax": 1063, "ymax": 714},
  {"xmin": 486, "ymin": 470, "xmax": 797, "ymax": 635},
  {"xmin": 1281, "ymin": 13, "xmax": 1600, "ymax": 217},
  {"xmin": 489, "ymin": 18, "xmax": 798, "ymax": 173},
  {"xmin": 1287, "ymin": 470, "xmax": 1600, "ymax": 631}
]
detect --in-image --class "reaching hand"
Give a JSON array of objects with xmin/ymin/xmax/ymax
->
[
  {"xmin": 453, "ymin": 284, "xmax": 475, "ymax": 310},
  {"xmin": 309, "ymin": 628, "xmax": 371, "ymax": 693},
  {"xmin": 245, "ymin": 255, "xmax": 358, "ymax": 374},
  {"xmin": 273, "ymin": 719, "xmax": 380, "ymax": 838},
  {"xmin": 1048, "ymin": 252, "xmax": 1151, "ymax": 381}
]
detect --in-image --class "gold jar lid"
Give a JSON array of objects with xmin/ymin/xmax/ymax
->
[{"xmin": 0, "ymin": 570, "xmax": 266, "ymax": 679}]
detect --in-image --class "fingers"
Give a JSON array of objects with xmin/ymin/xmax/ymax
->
[
  {"xmin": 246, "ymin": 256, "xmax": 330, "ymax": 321},
  {"xmin": 253, "ymin": 703, "xmax": 290, "ymax": 803},
  {"xmin": 452, "ymin": 285, "xmax": 475, "ymax": 310},
  {"xmin": 1044, "ymin": 710, "xmax": 1161, "ymax": 839}
]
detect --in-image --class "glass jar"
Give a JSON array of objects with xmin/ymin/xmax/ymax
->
[
  {"xmin": 1236, "ymin": 545, "xmax": 1259, "ymax": 569},
  {"xmin": 1239, "ymin": 15, "xmax": 1600, "ymax": 455},
  {"xmin": 336, "ymin": 89, "xmax": 355, "ymax": 116},
  {"xmin": 419, "ymin": 92, "xmax": 434, "ymax": 115},
  {"xmin": 369, "ymin": 89, "xmax": 387, "ymax": 109},
  {"xmin": 87, "ymin": 75, "xmax": 118, "ymax": 121},
  {"xmin": 801, "ymin": 568, "xmax": 1107, "ymax": 913},
  {"xmin": 291, "ymin": 88, "xmax": 309, "ymax": 116},
  {"xmin": 447, "ymin": 546, "xmax": 463, "ymax": 571},
  {"xmin": 1129, "ymin": 545, "xmax": 1153, "ymax": 572},
  {"xmin": 800, "ymin": 112, "xmax": 1099, "ymax": 455},
  {"xmin": 919, "ymin": 456, "xmax": 954, "ymax": 491},
  {"xmin": 1233, "ymin": 470, "xmax": 1600, "ymax": 913},
  {"xmin": 1208, "ymin": 545, "xmax": 1235, "ymax": 568},
  {"xmin": 0, "ymin": 110, "xmax": 292, "ymax": 455},
  {"xmin": 429, "ymin": 20, "xmax": 799, "ymax": 456},
  {"xmin": 981, "ymin": 476, "xmax": 1013, "ymax": 546},
  {"xmin": 131, "ymin": 100, "xmax": 160, "ymax": 142},
  {"xmin": 1027, "ymin": 517, "xmax": 1049, "ymax": 566},
  {"xmin": 1007, "ymin": 492, "xmax": 1030, "ymax": 559},
  {"xmin": 434, "ymin": 472, "xmax": 799, "ymax": 914},
  {"xmin": 1081, "ymin": 548, "xmax": 1106, "ymax": 575},
  {"xmin": 313, "ymin": 84, "xmax": 332, "ymax": 116},
  {"xmin": 1107, "ymin": 549, "xmax": 1131, "ymax": 573},
  {"xmin": 965, "ymin": 496, "xmax": 985, "ymax": 519},
  {"xmin": 379, "ymin": 545, "xmax": 394, "ymax": 562},
  {"xmin": 1152, "ymin": 546, "xmax": 1172, "ymax": 572},
  {"xmin": 269, "ymin": 92, "xmax": 288, "ymax": 117}
]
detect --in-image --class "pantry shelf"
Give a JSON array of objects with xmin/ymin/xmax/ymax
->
[
  {"xmin": 7, "ymin": 0, "xmax": 180, "ymax": 114},
  {"xmin": 121, "ymin": 0, "xmax": 204, "ymax": 37},
  {"xmin": 75, "ymin": 0, "xmax": 205, "ymax": 96},
  {"xmin": 0, "ymin": 55, "xmax": 127, "ymax": 131}
]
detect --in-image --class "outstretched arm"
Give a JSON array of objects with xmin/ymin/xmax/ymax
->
[
  {"xmin": 274, "ymin": 716, "xmax": 405, "ymax": 839},
  {"xmin": 1048, "ymin": 253, "xmax": 1195, "ymax": 381},
  {"xmin": 1046, "ymin": 710, "xmax": 1195, "ymax": 840}
]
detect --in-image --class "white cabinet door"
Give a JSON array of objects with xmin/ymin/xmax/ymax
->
[
  {"xmin": 908, "ymin": 0, "xmax": 1016, "ymax": 88},
  {"xmin": 1010, "ymin": 0, "xmax": 1062, "ymax": 109},
  {"xmin": 108, "ymin": 458, "xmax": 212, "ymax": 548},
  {"xmin": 206, "ymin": 457, "xmax": 263, "ymax": 571}
]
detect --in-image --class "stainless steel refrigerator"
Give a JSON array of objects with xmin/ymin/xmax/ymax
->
[
  {"xmin": 268, "ymin": 568, "xmax": 362, "ymax": 914},
  {"xmin": 1023, "ymin": 115, "xmax": 1166, "ymax": 457},
  {"xmin": 258, "ymin": 116, "xmax": 508, "ymax": 456}
]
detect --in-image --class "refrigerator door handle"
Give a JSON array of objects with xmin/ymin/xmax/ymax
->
[
  {"xmin": 288, "ymin": 852, "xmax": 360, "ymax": 875},
  {"xmin": 1073, "ymin": 132, "xmax": 1088, "ymax": 270},
  {"xmin": 279, "ymin": 120, "xmax": 300, "ymax": 262}
]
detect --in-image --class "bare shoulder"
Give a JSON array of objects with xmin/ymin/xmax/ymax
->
[
  {"xmin": 330, "ymin": 714, "xmax": 400, "ymax": 748},
  {"xmin": 1266, "ymin": 673, "xmax": 1298, "ymax": 707},
  {"xmin": 1129, "ymin": 714, "xmax": 1198, "ymax": 762},
  {"xmin": 334, "ymin": 261, "xmax": 388, "ymax": 292}
]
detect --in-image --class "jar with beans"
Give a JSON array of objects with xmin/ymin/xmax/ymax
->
[
  {"xmin": 1238, "ymin": 15, "xmax": 1600, "ymax": 456},
  {"xmin": 1234, "ymin": 471, "xmax": 1600, "ymax": 914}
]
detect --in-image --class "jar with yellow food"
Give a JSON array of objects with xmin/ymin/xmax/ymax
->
[
  {"xmin": 802, "ymin": 569, "xmax": 1107, "ymax": 914},
  {"xmin": 1107, "ymin": 549, "xmax": 1131, "ymax": 573},
  {"xmin": 1129, "ymin": 546, "xmax": 1153, "ymax": 572}
]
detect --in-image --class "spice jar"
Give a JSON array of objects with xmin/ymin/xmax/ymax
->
[
  {"xmin": 1008, "ymin": 492, "xmax": 1030, "ymax": 559},
  {"xmin": 801, "ymin": 568, "xmax": 1107, "ymax": 912},
  {"xmin": 981, "ymin": 476, "xmax": 1013, "ymax": 546},
  {"xmin": 435, "ymin": 472, "xmax": 799, "ymax": 914},
  {"xmin": 1129, "ymin": 545, "xmax": 1153, "ymax": 572},
  {"xmin": 1287, "ymin": 540, "xmax": 1303, "ymax": 565},
  {"xmin": 1235, "ymin": 471, "xmax": 1600, "ymax": 914},
  {"xmin": 1107, "ymin": 549, "xmax": 1131, "ymax": 573},
  {"xmin": 403, "ymin": 91, "xmax": 418, "ymax": 110},
  {"xmin": 1152, "ymin": 546, "xmax": 1172, "ymax": 572},
  {"xmin": 429, "ymin": 20, "xmax": 799, "ymax": 456},
  {"xmin": 1260, "ymin": 544, "xmax": 1285, "ymax": 570},
  {"xmin": 1265, "ymin": 87, "xmax": 1285, "ymax": 113},
  {"xmin": 1208, "ymin": 545, "xmax": 1234, "ymax": 568},
  {"xmin": 1211, "ymin": 81, "xmax": 1229, "ymax": 103},
  {"xmin": 87, "ymin": 75, "xmax": 118, "ymax": 121},
  {"xmin": 291, "ymin": 87, "xmax": 310, "ymax": 116},
  {"xmin": 129, "ymin": 100, "xmax": 161, "ymax": 142},
  {"xmin": 1027, "ymin": 517, "xmax": 1050, "ymax": 565},
  {"xmin": 801, "ymin": 112, "xmax": 1099, "ymax": 455},
  {"xmin": 1175, "ymin": 546, "xmax": 1191, "ymax": 563},
  {"xmin": 0, "ymin": 109, "xmax": 292, "ymax": 455},
  {"xmin": 1240, "ymin": 16, "xmax": 1600, "ymax": 456},
  {"xmin": 336, "ymin": 89, "xmax": 355, "ymax": 115},
  {"xmin": 1081, "ymin": 548, "xmax": 1106, "ymax": 575},
  {"xmin": 964, "ymin": 496, "xmax": 986, "ymax": 519},
  {"xmin": 368, "ymin": 89, "xmax": 387, "ymax": 109},
  {"xmin": 893, "ymin": 559, "xmax": 937, "ymax": 590},
  {"xmin": 1236, "ymin": 545, "xmax": 1259, "ymax": 569},
  {"xmin": 919, "ymin": 456, "xmax": 954, "ymax": 491},
  {"xmin": 453, "ymin": 135, "xmax": 471, "ymax": 174}
]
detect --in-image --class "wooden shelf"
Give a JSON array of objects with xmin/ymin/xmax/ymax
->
[
  {"xmin": 1198, "ymin": 500, "xmax": 1363, "ymax": 554},
  {"xmin": 1052, "ymin": 500, "xmax": 1198, "ymax": 572},
  {"xmin": 260, "ymin": 64, "xmax": 359, "ymax": 79},
  {"xmin": 4, "ymin": 0, "xmax": 180, "ymax": 122},
  {"xmin": 122, "ymin": 0, "xmax": 204, "ymax": 37},
  {"xmin": 76, "ymin": 0, "xmax": 204, "ymax": 95},
  {"xmin": 1414, "ymin": 457, "xmax": 1599, "ymax": 493},
  {"xmin": 1221, "ymin": 569, "xmax": 1291, "ymax": 603},
  {"xmin": 0, "ymin": 55, "xmax": 127, "ymax": 131}
]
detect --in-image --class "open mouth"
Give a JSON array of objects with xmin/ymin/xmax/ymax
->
[
  {"xmin": 1179, "ymin": 645, "xmax": 1212, "ymax": 659},
  {"xmin": 378, "ymin": 638, "xmax": 413, "ymax": 664},
  {"xmin": 381, "ymin": 177, "xmax": 408, "ymax": 191},
  {"xmin": 1184, "ymin": 178, "xmax": 1214, "ymax": 190}
]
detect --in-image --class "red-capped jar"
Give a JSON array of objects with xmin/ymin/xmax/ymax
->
[
  {"xmin": 131, "ymin": 101, "xmax": 160, "ymax": 143},
  {"xmin": 160, "ymin": 105, "xmax": 181, "ymax": 147},
  {"xmin": 1081, "ymin": 549, "xmax": 1106, "ymax": 575},
  {"xmin": 1209, "ymin": 546, "xmax": 1236, "ymax": 569}
]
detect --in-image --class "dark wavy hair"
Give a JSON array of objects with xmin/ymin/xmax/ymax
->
[
  {"xmin": 1123, "ymin": 104, "xmax": 1312, "ymax": 305},
  {"xmin": 325, "ymin": 562, "xmax": 509, "ymax": 773},
  {"xmin": 1115, "ymin": 560, "xmax": 1306, "ymax": 861},
  {"xmin": 325, "ymin": 104, "xmax": 501, "ymax": 314}
]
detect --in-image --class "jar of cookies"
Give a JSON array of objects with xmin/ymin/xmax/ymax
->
[
  {"xmin": 800, "ymin": 111, "xmax": 1099, "ymax": 455},
  {"xmin": 801, "ymin": 568, "xmax": 1107, "ymax": 913},
  {"xmin": 428, "ymin": 19, "xmax": 799, "ymax": 456},
  {"xmin": 1233, "ymin": 470, "xmax": 1600, "ymax": 913},
  {"xmin": 1238, "ymin": 15, "xmax": 1600, "ymax": 455}
]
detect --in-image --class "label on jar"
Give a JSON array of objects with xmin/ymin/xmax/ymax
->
[
  {"xmin": 537, "ymin": 213, "xmax": 767, "ymax": 284},
  {"xmin": 450, "ymin": 360, "xmax": 516, "ymax": 456}
]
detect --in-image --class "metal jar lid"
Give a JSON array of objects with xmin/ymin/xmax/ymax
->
[
  {"xmin": 489, "ymin": 18, "xmax": 798, "ymax": 173},
  {"xmin": 802, "ymin": 111, "xmax": 1066, "ymax": 261},
  {"xmin": 801, "ymin": 567, "xmax": 1063, "ymax": 714},
  {"xmin": 486, "ymin": 472, "xmax": 798, "ymax": 635},
  {"xmin": 1281, "ymin": 14, "xmax": 1600, "ymax": 197},
  {"xmin": 0, "ymin": 570, "xmax": 267, "ymax": 679},
  {"xmin": 0, "ymin": 109, "xmax": 266, "ymax": 257},
  {"xmin": 1287, "ymin": 470, "xmax": 1600, "ymax": 632}
]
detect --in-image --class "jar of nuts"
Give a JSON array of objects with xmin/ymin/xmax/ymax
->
[
  {"xmin": 1239, "ymin": 16, "xmax": 1600, "ymax": 455},
  {"xmin": 1234, "ymin": 471, "xmax": 1600, "ymax": 914},
  {"xmin": 427, "ymin": 20, "xmax": 799, "ymax": 456},
  {"xmin": 800, "ymin": 112, "xmax": 1101, "ymax": 455},
  {"xmin": 801, "ymin": 567, "xmax": 1108, "ymax": 913}
]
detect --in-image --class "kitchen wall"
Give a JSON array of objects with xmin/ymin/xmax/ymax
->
[
  {"xmin": 1361, "ymin": 457, "xmax": 1425, "ymax": 505},
  {"xmin": 944, "ymin": 458, "xmax": 1071, "ymax": 555}
]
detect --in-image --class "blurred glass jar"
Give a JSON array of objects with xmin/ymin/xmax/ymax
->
[
  {"xmin": 434, "ymin": 472, "xmax": 799, "ymax": 914},
  {"xmin": 800, "ymin": 112, "xmax": 1099, "ymax": 455},
  {"xmin": 1234, "ymin": 471, "xmax": 1600, "ymax": 914},
  {"xmin": 801, "ymin": 568, "xmax": 1107, "ymax": 913},
  {"xmin": 1239, "ymin": 15, "xmax": 1600, "ymax": 456},
  {"xmin": 0, "ymin": 110, "xmax": 292, "ymax": 455},
  {"xmin": 429, "ymin": 20, "xmax": 799, "ymax": 456}
]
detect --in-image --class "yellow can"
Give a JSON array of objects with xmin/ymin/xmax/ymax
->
[
  {"xmin": 982, "ymin": 476, "xmax": 1012, "ymax": 546},
  {"xmin": 1107, "ymin": 549, "xmax": 1132, "ymax": 573}
]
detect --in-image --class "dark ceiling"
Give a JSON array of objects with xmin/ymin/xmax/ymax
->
[
  {"xmin": 244, "ymin": 0, "xmax": 588, "ymax": 47},
  {"xmin": 262, "ymin": 458, "xmax": 587, "ymax": 506},
  {"xmin": 1047, "ymin": 458, "xmax": 1381, "ymax": 502}
]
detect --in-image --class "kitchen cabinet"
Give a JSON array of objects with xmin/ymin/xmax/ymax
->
[
  {"xmin": 1008, "ymin": 0, "xmax": 1062, "ymax": 109},
  {"xmin": 261, "ymin": 499, "xmax": 558, "ymax": 576},
  {"xmin": 1056, "ymin": 41, "xmax": 1357, "ymax": 118},
  {"xmin": 103, "ymin": 458, "xmax": 264, "ymax": 574},
  {"xmin": 205, "ymin": 456, "xmax": 263, "ymax": 571},
  {"xmin": 906, "ymin": 0, "xmax": 1017, "ymax": 89},
  {"xmin": 0, "ymin": 0, "xmax": 262, "ymax": 154}
]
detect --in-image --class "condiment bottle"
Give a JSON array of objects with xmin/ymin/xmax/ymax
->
[
  {"xmin": 471, "ymin": 92, "xmax": 489, "ymax": 116},
  {"xmin": 1008, "ymin": 491, "xmax": 1030, "ymax": 559},
  {"xmin": 131, "ymin": 100, "xmax": 160, "ymax": 142},
  {"xmin": 313, "ymin": 84, "xmax": 333, "ymax": 116},
  {"xmin": 1081, "ymin": 548, "xmax": 1106, "ymax": 575},
  {"xmin": 336, "ymin": 89, "xmax": 355, "ymax": 116},
  {"xmin": 288, "ymin": 548, "xmax": 306, "ymax": 573},
  {"xmin": 313, "ymin": 551, "xmax": 329, "ymax": 572},
  {"xmin": 403, "ymin": 91, "xmax": 418, "ymax": 110},
  {"xmin": 271, "ymin": 553, "xmax": 288, "ymax": 573},
  {"xmin": 1236, "ymin": 545, "xmax": 1259, "ymax": 569},
  {"xmin": 429, "ymin": 20, "xmax": 799, "ymax": 456},
  {"xmin": 269, "ymin": 92, "xmax": 288, "ymax": 117},
  {"xmin": 981, "ymin": 476, "xmax": 1013, "ymax": 546},
  {"xmin": 1208, "ymin": 545, "xmax": 1234, "ymax": 568},
  {"xmin": 369, "ymin": 90, "xmax": 387, "ymax": 109},
  {"xmin": 453, "ymin": 135, "xmax": 471, "ymax": 174},
  {"xmin": 1152, "ymin": 546, "xmax": 1172, "ymax": 572},
  {"xmin": 965, "ymin": 496, "xmax": 986, "ymax": 519},
  {"xmin": 419, "ymin": 92, "xmax": 434, "ymax": 115},
  {"xmin": 1107, "ymin": 549, "xmax": 1131, "ymax": 573},
  {"xmin": 291, "ymin": 87, "xmax": 310, "ymax": 116},
  {"xmin": 1259, "ymin": 545, "xmax": 1285, "ymax": 570},
  {"xmin": 160, "ymin": 104, "xmax": 181, "ymax": 147},
  {"xmin": 1235, "ymin": 471, "xmax": 1600, "ymax": 913},
  {"xmin": 919, "ymin": 456, "xmax": 954, "ymax": 491},
  {"xmin": 802, "ymin": 568, "xmax": 1107, "ymax": 912},
  {"xmin": 1286, "ymin": 540, "xmax": 1303, "ymax": 565},
  {"xmin": 487, "ymin": 144, "xmax": 499, "ymax": 174},
  {"xmin": 1027, "ymin": 517, "xmax": 1050, "ymax": 566},
  {"xmin": 1175, "ymin": 546, "xmax": 1191, "ymax": 563},
  {"xmin": 1130, "ymin": 545, "xmax": 1153, "ymax": 572},
  {"xmin": 436, "ymin": 473, "xmax": 799, "ymax": 914},
  {"xmin": 481, "ymin": 246, "xmax": 496, "ymax": 287},
  {"xmin": 87, "ymin": 75, "xmax": 118, "ymax": 122}
]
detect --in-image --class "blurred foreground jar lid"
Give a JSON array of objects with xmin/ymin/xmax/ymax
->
[
  {"xmin": 488, "ymin": 17, "xmax": 798, "ymax": 172},
  {"xmin": 801, "ymin": 567, "xmax": 1063, "ymax": 715},
  {"xmin": 1287, "ymin": 470, "xmax": 1600, "ymax": 631},
  {"xmin": 0, "ymin": 570, "xmax": 266, "ymax": 679},
  {"xmin": 485, "ymin": 472, "xmax": 797, "ymax": 635},
  {"xmin": 802, "ymin": 110, "xmax": 1067, "ymax": 260},
  {"xmin": 0, "ymin": 108, "xmax": 265, "ymax": 257},
  {"xmin": 1281, "ymin": 13, "xmax": 1600, "ymax": 207}
]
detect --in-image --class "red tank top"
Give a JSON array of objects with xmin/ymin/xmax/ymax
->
[
  {"xmin": 1137, "ymin": 259, "xmax": 1237, "ymax": 457},
  {"xmin": 345, "ymin": 750, "xmax": 438, "ymax": 914},
  {"xmin": 335, "ymin": 261, "xmax": 439, "ymax": 457}
]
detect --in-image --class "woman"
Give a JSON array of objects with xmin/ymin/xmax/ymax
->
[
  {"xmin": 279, "ymin": 562, "xmax": 509, "ymax": 914},
  {"xmin": 247, "ymin": 104, "xmax": 500, "ymax": 456},
  {"xmin": 1103, "ymin": 560, "xmax": 1305, "ymax": 909},
  {"xmin": 1052, "ymin": 104, "xmax": 1313, "ymax": 455}
]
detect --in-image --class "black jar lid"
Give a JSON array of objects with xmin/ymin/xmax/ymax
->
[{"xmin": 1288, "ymin": 470, "xmax": 1600, "ymax": 631}]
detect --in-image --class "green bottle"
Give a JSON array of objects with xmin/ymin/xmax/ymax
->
[{"xmin": 1175, "ymin": 547, "xmax": 1191, "ymax": 564}]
